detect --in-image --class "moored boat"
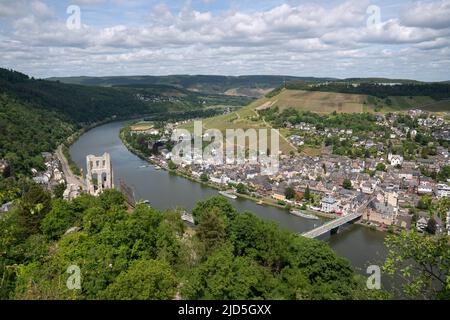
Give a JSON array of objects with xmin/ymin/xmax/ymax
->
[
  {"xmin": 290, "ymin": 209, "xmax": 319, "ymax": 220},
  {"xmin": 219, "ymin": 191, "xmax": 237, "ymax": 199}
]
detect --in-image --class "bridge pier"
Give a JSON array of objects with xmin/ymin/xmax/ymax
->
[{"xmin": 330, "ymin": 227, "xmax": 339, "ymax": 235}]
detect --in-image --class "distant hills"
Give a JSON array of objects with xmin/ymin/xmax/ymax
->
[
  {"xmin": 47, "ymin": 75, "xmax": 336, "ymax": 97},
  {"xmin": 0, "ymin": 68, "xmax": 251, "ymax": 176},
  {"xmin": 47, "ymin": 74, "xmax": 450, "ymax": 98}
]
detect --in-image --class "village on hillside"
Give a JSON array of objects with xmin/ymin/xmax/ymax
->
[{"xmin": 123, "ymin": 108, "xmax": 450, "ymax": 236}]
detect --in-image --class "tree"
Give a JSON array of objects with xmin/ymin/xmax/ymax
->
[
  {"xmin": 41, "ymin": 199, "xmax": 77, "ymax": 240},
  {"xmin": 101, "ymin": 259, "xmax": 177, "ymax": 300},
  {"xmin": 192, "ymin": 196, "xmax": 237, "ymax": 227},
  {"xmin": 437, "ymin": 165, "xmax": 450, "ymax": 182},
  {"xmin": 426, "ymin": 218, "xmax": 437, "ymax": 235},
  {"xmin": 417, "ymin": 195, "xmax": 432, "ymax": 210},
  {"xmin": 342, "ymin": 179, "xmax": 352, "ymax": 190},
  {"xmin": 53, "ymin": 183, "xmax": 66, "ymax": 199},
  {"xmin": 303, "ymin": 185, "xmax": 311, "ymax": 201},
  {"xmin": 196, "ymin": 208, "xmax": 226, "ymax": 256},
  {"xmin": 236, "ymin": 183, "xmax": 247, "ymax": 194},
  {"xmin": 376, "ymin": 163, "xmax": 386, "ymax": 171},
  {"xmin": 168, "ymin": 160, "xmax": 178, "ymax": 170},
  {"xmin": 17, "ymin": 184, "xmax": 52, "ymax": 236},
  {"xmin": 200, "ymin": 172, "xmax": 209, "ymax": 182},
  {"xmin": 182, "ymin": 246, "xmax": 273, "ymax": 300},
  {"xmin": 383, "ymin": 231, "xmax": 450, "ymax": 299},
  {"xmin": 284, "ymin": 186, "xmax": 296, "ymax": 200}
]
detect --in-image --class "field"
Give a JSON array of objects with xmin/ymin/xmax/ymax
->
[
  {"xmin": 179, "ymin": 97, "xmax": 297, "ymax": 154},
  {"xmin": 178, "ymin": 88, "xmax": 449, "ymax": 156},
  {"xmin": 273, "ymin": 89, "xmax": 368, "ymax": 114},
  {"xmin": 130, "ymin": 122, "xmax": 153, "ymax": 131}
]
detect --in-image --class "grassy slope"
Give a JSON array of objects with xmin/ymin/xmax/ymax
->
[
  {"xmin": 272, "ymin": 89, "xmax": 368, "ymax": 114},
  {"xmin": 180, "ymin": 95, "xmax": 296, "ymax": 154},
  {"xmin": 179, "ymin": 87, "xmax": 449, "ymax": 156}
]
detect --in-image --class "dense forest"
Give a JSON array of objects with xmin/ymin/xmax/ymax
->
[
  {"xmin": 261, "ymin": 107, "xmax": 382, "ymax": 132},
  {"xmin": 0, "ymin": 186, "xmax": 384, "ymax": 300},
  {"xmin": 285, "ymin": 81, "xmax": 450, "ymax": 100},
  {"xmin": 0, "ymin": 68, "xmax": 246, "ymax": 177},
  {"xmin": 47, "ymin": 75, "xmax": 335, "ymax": 95},
  {"xmin": 0, "ymin": 94, "xmax": 73, "ymax": 176}
]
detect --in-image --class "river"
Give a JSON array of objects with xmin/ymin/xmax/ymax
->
[{"xmin": 69, "ymin": 120, "xmax": 390, "ymax": 279}]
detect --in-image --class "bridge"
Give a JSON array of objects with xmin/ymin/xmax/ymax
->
[{"xmin": 301, "ymin": 197, "xmax": 374, "ymax": 239}]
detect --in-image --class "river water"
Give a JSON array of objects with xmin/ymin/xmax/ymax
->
[{"xmin": 70, "ymin": 120, "xmax": 390, "ymax": 278}]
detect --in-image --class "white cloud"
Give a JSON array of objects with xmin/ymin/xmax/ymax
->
[
  {"xmin": 400, "ymin": 0, "xmax": 450, "ymax": 29},
  {"xmin": 0, "ymin": 0, "xmax": 449, "ymax": 81}
]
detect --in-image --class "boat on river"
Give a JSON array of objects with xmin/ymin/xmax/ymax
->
[
  {"xmin": 219, "ymin": 191, "xmax": 237, "ymax": 199},
  {"xmin": 290, "ymin": 209, "xmax": 319, "ymax": 220}
]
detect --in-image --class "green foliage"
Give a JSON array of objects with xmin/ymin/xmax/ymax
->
[
  {"xmin": 2, "ymin": 184, "xmax": 381, "ymax": 300},
  {"xmin": 286, "ymin": 81, "xmax": 450, "ymax": 101},
  {"xmin": 41, "ymin": 199, "xmax": 78, "ymax": 240},
  {"xmin": 376, "ymin": 163, "xmax": 386, "ymax": 172},
  {"xmin": 284, "ymin": 186, "xmax": 296, "ymax": 200},
  {"xmin": 62, "ymin": 145, "xmax": 81, "ymax": 176},
  {"xmin": 437, "ymin": 165, "xmax": 450, "ymax": 182},
  {"xmin": 342, "ymin": 179, "xmax": 352, "ymax": 190},
  {"xmin": 192, "ymin": 196, "xmax": 237, "ymax": 226},
  {"xmin": 0, "ymin": 94, "xmax": 73, "ymax": 176},
  {"xmin": 17, "ymin": 184, "xmax": 52, "ymax": 237},
  {"xmin": 262, "ymin": 108, "xmax": 381, "ymax": 133},
  {"xmin": 236, "ymin": 183, "xmax": 247, "ymax": 194},
  {"xmin": 100, "ymin": 259, "xmax": 177, "ymax": 300},
  {"xmin": 53, "ymin": 183, "xmax": 66, "ymax": 199},
  {"xmin": 9, "ymin": 190, "xmax": 184, "ymax": 300},
  {"xmin": 417, "ymin": 195, "xmax": 432, "ymax": 210},
  {"xmin": 200, "ymin": 172, "xmax": 209, "ymax": 182},
  {"xmin": 384, "ymin": 231, "xmax": 450, "ymax": 299},
  {"xmin": 303, "ymin": 185, "xmax": 311, "ymax": 201},
  {"xmin": 168, "ymin": 160, "xmax": 178, "ymax": 171},
  {"xmin": 182, "ymin": 245, "xmax": 275, "ymax": 300},
  {"xmin": 196, "ymin": 208, "xmax": 226, "ymax": 257}
]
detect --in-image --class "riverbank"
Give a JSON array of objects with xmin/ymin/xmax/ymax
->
[
  {"xmin": 119, "ymin": 123, "xmax": 399, "ymax": 235},
  {"xmin": 69, "ymin": 119, "xmax": 397, "ymax": 289},
  {"xmin": 119, "ymin": 125, "xmax": 338, "ymax": 222},
  {"xmin": 60, "ymin": 113, "xmax": 168, "ymax": 178}
]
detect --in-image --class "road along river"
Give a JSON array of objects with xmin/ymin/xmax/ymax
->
[{"xmin": 70, "ymin": 120, "xmax": 395, "ymax": 288}]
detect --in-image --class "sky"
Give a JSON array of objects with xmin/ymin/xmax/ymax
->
[{"xmin": 0, "ymin": 0, "xmax": 449, "ymax": 81}]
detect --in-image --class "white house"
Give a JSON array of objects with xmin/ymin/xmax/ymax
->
[
  {"xmin": 418, "ymin": 185, "xmax": 433, "ymax": 194},
  {"xmin": 321, "ymin": 197, "xmax": 338, "ymax": 213},
  {"xmin": 436, "ymin": 184, "xmax": 450, "ymax": 198},
  {"xmin": 388, "ymin": 153, "xmax": 404, "ymax": 167},
  {"xmin": 446, "ymin": 212, "xmax": 450, "ymax": 236},
  {"xmin": 416, "ymin": 216, "xmax": 428, "ymax": 233}
]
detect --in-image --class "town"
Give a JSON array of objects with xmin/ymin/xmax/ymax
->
[{"xmin": 122, "ymin": 108, "xmax": 450, "ymax": 236}]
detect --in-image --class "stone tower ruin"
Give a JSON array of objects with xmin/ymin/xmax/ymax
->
[{"xmin": 86, "ymin": 153, "xmax": 114, "ymax": 196}]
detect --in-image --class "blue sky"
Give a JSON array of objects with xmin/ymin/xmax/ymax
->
[{"xmin": 0, "ymin": 0, "xmax": 449, "ymax": 80}]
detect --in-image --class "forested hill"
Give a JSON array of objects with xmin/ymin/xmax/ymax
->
[
  {"xmin": 0, "ymin": 68, "xmax": 252, "ymax": 177},
  {"xmin": 285, "ymin": 81, "xmax": 450, "ymax": 100},
  {"xmin": 47, "ymin": 75, "xmax": 335, "ymax": 96},
  {"xmin": 0, "ymin": 68, "xmax": 157, "ymax": 124}
]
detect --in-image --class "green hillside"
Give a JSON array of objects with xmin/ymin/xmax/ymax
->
[
  {"xmin": 47, "ymin": 75, "xmax": 336, "ymax": 96},
  {"xmin": 0, "ymin": 68, "xmax": 250, "ymax": 177}
]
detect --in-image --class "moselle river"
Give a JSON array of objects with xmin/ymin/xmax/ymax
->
[{"xmin": 70, "ymin": 120, "xmax": 393, "ymax": 286}]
